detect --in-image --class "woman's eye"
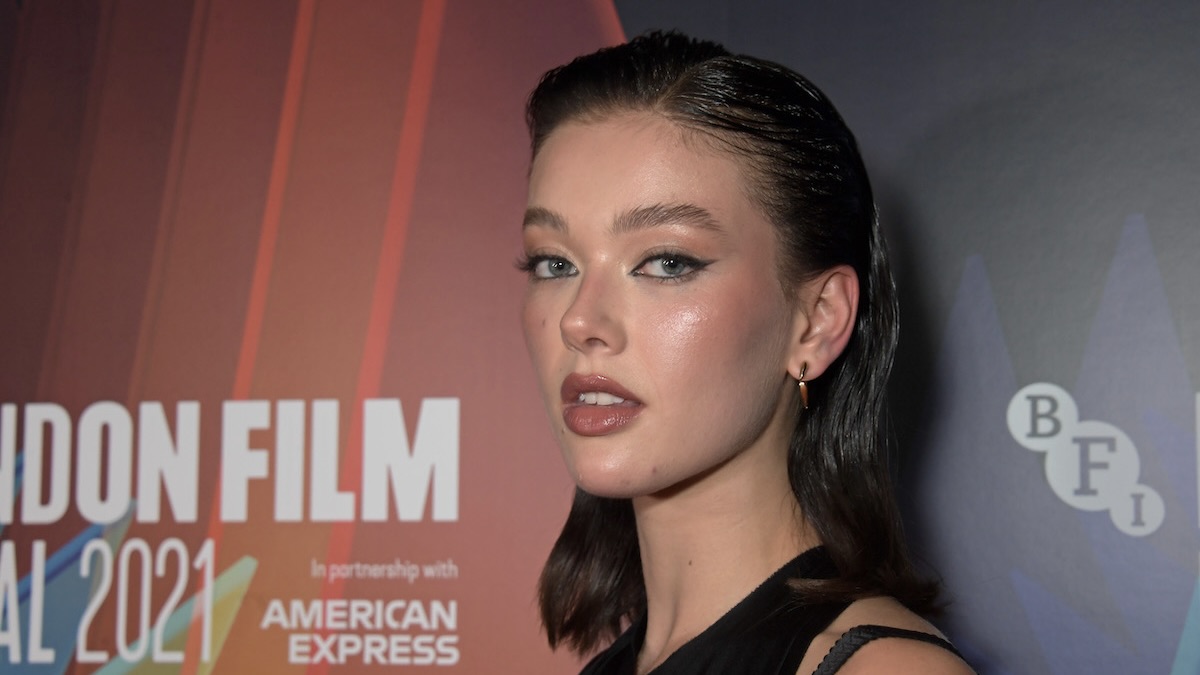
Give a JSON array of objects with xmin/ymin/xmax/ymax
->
[
  {"xmin": 538, "ymin": 258, "xmax": 577, "ymax": 278},
  {"xmin": 519, "ymin": 255, "xmax": 577, "ymax": 279},
  {"xmin": 634, "ymin": 254, "xmax": 708, "ymax": 279}
]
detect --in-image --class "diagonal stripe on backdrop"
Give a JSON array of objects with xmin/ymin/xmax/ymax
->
[
  {"xmin": 180, "ymin": 2, "xmax": 318, "ymax": 674},
  {"xmin": 127, "ymin": 0, "xmax": 210, "ymax": 404},
  {"xmin": 306, "ymin": 2, "xmax": 446, "ymax": 674}
]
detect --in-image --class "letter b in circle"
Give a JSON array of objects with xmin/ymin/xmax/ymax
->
[{"xmin": 1008, "ymin": 383, "xmax": 1078, "ymax": 453}]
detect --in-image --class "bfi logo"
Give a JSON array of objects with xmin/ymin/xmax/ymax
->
[{"xmin": 1007, "ymin": 383, "xmax": 1165, "ymax": 537}]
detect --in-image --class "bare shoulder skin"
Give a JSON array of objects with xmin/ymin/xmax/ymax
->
[{"xmin": 796, "ymin": 597, "xmax": 974, "ymax": 675}]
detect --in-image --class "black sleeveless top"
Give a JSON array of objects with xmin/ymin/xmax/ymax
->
[{"xmin": 578, "ymin": 547, "xmax": 964, "ymax": 674}]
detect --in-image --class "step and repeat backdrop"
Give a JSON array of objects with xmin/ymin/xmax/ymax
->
[
  {"xmin": 0, "ymin": 1, "xmax": 619, "ymax": 672},
  {"xmin": 615, "ymin": 2, "xmax": 1199, "ymax": 674},
  {"xmin": 0, "ymin": 1, "xmax": 1196, "ymax": 673}
]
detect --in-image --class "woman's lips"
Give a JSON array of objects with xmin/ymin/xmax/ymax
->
[{"xmin": 560, "ymin": 373, "xmax": 643, "ymax": 437}]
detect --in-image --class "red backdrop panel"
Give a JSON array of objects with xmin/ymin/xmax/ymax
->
[{"xmin": 0, "ymin": 1, "xmax": 624, "ymax": 672}]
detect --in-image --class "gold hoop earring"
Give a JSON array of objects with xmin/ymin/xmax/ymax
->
[{"xmin": 797, "ymin": 362, "xmax": 809, "ymax": 410}]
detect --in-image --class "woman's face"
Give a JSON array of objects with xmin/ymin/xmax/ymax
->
[{"xmin": 521, "ymin": 114, "xmax": 804, "ymax": 498}]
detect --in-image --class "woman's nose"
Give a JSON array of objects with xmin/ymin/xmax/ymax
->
[{"xmin": 559, "ymin": 271, "xmax": 626, "ymax": 354}]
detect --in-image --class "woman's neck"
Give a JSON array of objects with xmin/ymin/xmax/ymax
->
[{"xmin": 630, "ymin": 447, "xmax": 820, "ymax": 673}]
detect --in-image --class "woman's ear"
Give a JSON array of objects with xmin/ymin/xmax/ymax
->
[{"xmin": 787, "ymin": 264, "xmax": 859, "ymax": 381}]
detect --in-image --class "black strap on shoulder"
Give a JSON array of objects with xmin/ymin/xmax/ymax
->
[{"xmin": 812, "ymin": 624, "xmax": 965, "ymax": 674}]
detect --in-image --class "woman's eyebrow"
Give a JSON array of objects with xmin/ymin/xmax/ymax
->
[
  {"xmin": 523, "ymin": 206, "xmax": 568, "ymax": 230},
  {"xmin": 613, "ymin": 203, "xmax": 725, "ymax": 235},
  {"xmin": 522, "ymin": 203, "xmax": 726, "ymax": 235}
]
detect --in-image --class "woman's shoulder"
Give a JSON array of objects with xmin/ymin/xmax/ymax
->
[{"xmin": 797, "ymin": 596, "xmax": 974, "ymax": 675}]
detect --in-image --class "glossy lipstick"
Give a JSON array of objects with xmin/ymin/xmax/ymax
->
[{"xmin": 560, "ymin": 373, "xmax": 643, "ymax": 437}]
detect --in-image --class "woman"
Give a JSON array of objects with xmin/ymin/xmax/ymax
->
[{"xmin": 519, "ymin": 32, "xmax": 973, "ymax": 674}]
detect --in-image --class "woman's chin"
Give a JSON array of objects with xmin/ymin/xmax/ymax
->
[{"xmin": 569, "ymin": 462, "xmax": 674, "ymax": 500}]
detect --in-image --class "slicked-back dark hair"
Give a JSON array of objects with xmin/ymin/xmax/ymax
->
[{"xmin": 528, "ymin": 31, "xmax": 938, "ymax": 655}]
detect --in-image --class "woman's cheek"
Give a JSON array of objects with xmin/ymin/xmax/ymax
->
[
  {"xmin": 655, "ymin": 304, "xmax": 708, "ymax": 351},
  {"xmin": 521, "ymin": 298, "xmax": 552, "ymax": 345}
]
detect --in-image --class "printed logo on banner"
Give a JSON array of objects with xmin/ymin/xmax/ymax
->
[
  {"xmin": 920, "ymin": 217, "xmax": 1200, "ymax": 675},
  {"xmin": 0, "ymin": 397, "xmax": 461, "ymax": 669},
  {"xmin": 1006, "ymin": 382, "xmax": 1165, "ymax": 536}
]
